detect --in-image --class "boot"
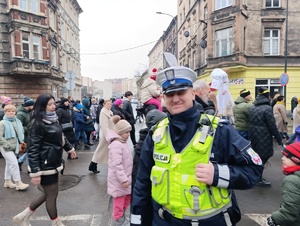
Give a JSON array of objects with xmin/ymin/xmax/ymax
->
[
  {"xmin": 88, "ymin": 161, "xmax": 100, "ymax": 174},
  {"xmin": 51, "ymin": 217, "xmax": 65, "ymax": 226},
  {"xmin": 13, "ymin": 207, "xmax": 33, "ymax": 226},
  {"xmin": 113, "ymin": 215, "xmax": 128, "ymax": 226},
  {"xmin": 4, "ymin": 179, "xmax": 16, "ymax": 188},
  {"xmin": 15, "ymin": 181, "xmax": 29, "ymax": 191}
]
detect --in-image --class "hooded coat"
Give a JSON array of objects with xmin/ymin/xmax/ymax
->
[
  {"xmin": 140, "ymin": 77, "xmax": 161, "ymax": 104},
  {"xmin": 106, "ymin": 129, "xmax": 132, "ymax": 198},
  {"xmin": 271, "ymin": 171, "xmax": 300, "ymax": 226},
  {"xmin": 249, "ymin": 95, "xmax": 282, "ymax": 160}
]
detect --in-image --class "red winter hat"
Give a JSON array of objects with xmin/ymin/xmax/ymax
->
[
  {"xmin": 282, "ymin": 142, "xmax": 300, "ymax": 165},
  {"xmin": 150, "ymin": 68, "xmax": 157, "ymax": 81}
]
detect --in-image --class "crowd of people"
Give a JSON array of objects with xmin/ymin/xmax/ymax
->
[{"xmin": 0, "ymin": 64, "xmax": 300, "ymax": 226}]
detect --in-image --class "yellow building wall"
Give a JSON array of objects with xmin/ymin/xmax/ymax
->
[{"xmin": 199, "ymin": 66, "xmax": 300, "ymax": 112}]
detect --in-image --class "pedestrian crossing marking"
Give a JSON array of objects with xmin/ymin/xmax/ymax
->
[{"xmin": 245, "ymin": 213, "xmax": 270, "ymax": 226}]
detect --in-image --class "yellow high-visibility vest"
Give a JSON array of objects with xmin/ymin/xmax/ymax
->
[{"xmin": 150, "ymin": 115, "xmax": 231, "ymax": 220}]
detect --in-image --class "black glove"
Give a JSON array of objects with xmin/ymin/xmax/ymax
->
[
  {"xmin": 285, "ymin": 122, "xmax": 288, "ymax": 126},
  {"xmin": 267, "ymin": 217, "xmax": 277, "ymax": 226},
  {"xmin": 278, "ymin": 141, "xmax": 283, "ymax": 146}
]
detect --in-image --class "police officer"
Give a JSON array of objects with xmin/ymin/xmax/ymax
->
[{"xmin": 130, "ymin": 66, "xmax": 263, "ymax": 226}]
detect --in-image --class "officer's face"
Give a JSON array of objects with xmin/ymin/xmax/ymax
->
[{"xmin": 163, "ymin": 88, "xmax": 195, "ymax": 115}]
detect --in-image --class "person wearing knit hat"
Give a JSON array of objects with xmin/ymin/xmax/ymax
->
[
  {"xmin": 0, "ymin": 96, "xmax": 12, "ymax": 106},
  {"xmin": 0, "ymin": 96, "xmax": 13, "ymax": 121},
  {"xmin": 105, "ymin": 115, "xmax": 132, "ymax": 226},
  {"xmin": 249, "ymin": 86, "xmax": 282, "ymax": 187},
  {"xmin": 233, "ymin": 89, "xmax": 252, "ymax": 140},
  {"xmin": 23, "ymin": 97, "xmax": 35, "ymax": 107},
  {"xmin": 258, "ymin": 87, "xmax": 270, "ymax": 98},
  {"xmin": 56, "ymin": 97, "xmax": 76, "ymax": 160},
  {"xmin": 267, "ymin": 142, "xmax": 300, "ymax": 226},
  {"xmin": 140, "ymin": 68, "xmax": 162, "ymax": 112},
  {"xmin": 16, "ymin": 97, "xmax": 35, "ymax": 171},
  {"xmin": 112, "ymin": 99, "xmax": 128, "ymax": 121}
]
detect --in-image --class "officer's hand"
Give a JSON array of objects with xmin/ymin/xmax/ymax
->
[{"xmin": 195, "ymin": 162, "xmax": 214, "ymax": 185}]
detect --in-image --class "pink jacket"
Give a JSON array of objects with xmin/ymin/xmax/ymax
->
[{"xmin": 106, "ymin": 130, "xmax": 133, "ymax": 198}]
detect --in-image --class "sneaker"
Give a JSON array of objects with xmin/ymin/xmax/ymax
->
[{"xmin": 256, "ymin": 179, "xmax": 271, "ymax": 187}]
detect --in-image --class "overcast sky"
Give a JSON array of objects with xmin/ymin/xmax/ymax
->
[{"xmin": 77, "ymin": 0, "xmax": 177, "ymax": 81}]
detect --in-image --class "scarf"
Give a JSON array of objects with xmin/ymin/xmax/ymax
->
[
  {"xmin": 3, "ymin": 115, "xmax": 24, "ymax": 154},
  {"xmin": 43, "ymin": 111, "xmax": 58, "ymax": 122},
  {"xmin": 276, "ymin": 100, "xmax": 285, "ymax": 105},
  {"xmin": 282, "ymin": 165, "xmax": 300, "ymax": 175}
]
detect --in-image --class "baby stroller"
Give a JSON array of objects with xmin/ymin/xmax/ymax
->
[{"xmin": 136, "ymin": 107, "xmax": 145, "ymax": 123}]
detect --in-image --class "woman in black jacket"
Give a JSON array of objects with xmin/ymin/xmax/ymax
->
[
  {"xmin": 13, "ymin": 93, "xmax": 77, "ymax": 226},
  {"xmin": 56, "ymin": 97, "xmax": 76, "ymax": 159}
]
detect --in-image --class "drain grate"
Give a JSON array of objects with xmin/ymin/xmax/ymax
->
[{"xmin": 38, "ymin": 175, "xmax": 81, "ymax": 191}]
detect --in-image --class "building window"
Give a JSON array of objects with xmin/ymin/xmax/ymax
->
[
  {"xmin": 61, "ymin": 21, "xmax": 65, "ymax": 40},
  {"xmin": 215, "ymin": 27, "xmax": 233, "ymax": 57},
  {"xmin": 264, "ymin": 29, "xmax": 280, "ymax": 55},
  {"xmin": 49, "ymin": 9, "xmax": 56, "ymax": 30},
  {"xmin": 215, "ymin": 0, "xmax": 233, "ymax": 10},
  {"xmin": 19, "ymin": 0, "xmax": 39, "ymax": 14},
  {"xmin": 266, "ymin": 0, "xmax": 280, "ymax": 8},
  {"xmin": 22, "ymin": 32, "xmax": 41, "ymax": 60},
  {"xmin": 22, "ymin": 33, "xmax": 30, "ymax": 58},
  {"xmin": 52, "ymin": 48, "xmax": 57, "ymax": 67},
  {"xmin": 32, "ymin": 35, "xmax": 40, "ymax": 60}
]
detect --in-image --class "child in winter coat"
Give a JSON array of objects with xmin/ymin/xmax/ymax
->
[
  {"xmin": 106, "ymin": 115, "xmax": 132, "ymax": 226},
  {"xmin": 140, "ymin": 68, "xmax": 162, "ymax": 111},
  {"xmin": 267, "ymin": 142, "xmax": 300, "ymax": 226}
]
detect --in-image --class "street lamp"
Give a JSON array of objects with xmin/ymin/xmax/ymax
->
[{"xmin": 156, "ymin": 12, "xmax": 177, "ymax": 63}]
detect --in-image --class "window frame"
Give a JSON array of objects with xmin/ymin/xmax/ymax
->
[
  {"xmin": 21, "ymin": 32, "xmax": 42, "ymax": 60},
  {"xmin": 215, "ymin": 0, "xmax": 233, "ymax": 10},
  {"xmin": 266, "ymin": 0, "xmax": 281, "ymax": 8},
  {"xmin": 215, "ymin": 27, "xmax": 233, "ymax": 57},
  {"xmin": 19, "ymin": 0, "xmax": 39, "ymax": 14},
  {"xmin": 263, "ymin": 29, "xmax": 280, "ymax": 56}
]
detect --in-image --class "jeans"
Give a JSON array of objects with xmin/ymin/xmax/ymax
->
[
  {"xmin": 75, "ymin": 130, "xmax": 88, "ymax": 145},
  {"xmin": 18, "ymin": 152, "xmax": 29, "ymax": 165}
]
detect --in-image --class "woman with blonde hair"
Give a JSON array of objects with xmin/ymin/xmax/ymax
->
[
  {"xmin": 0, "ymin": 104, "xmax": 29, "ymax": 191},
  {"xmin": 88, "ymin": 99, "xmax": 115, "ymax": 173}
]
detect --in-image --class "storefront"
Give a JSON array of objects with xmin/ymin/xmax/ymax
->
[{"xmin": 201, "ymin": 66, "xmax": 300, "ymax": 113}]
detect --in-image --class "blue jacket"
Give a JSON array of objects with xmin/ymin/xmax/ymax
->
[
  {"xmin": 73, "ymin": 109, "xmax": 86, "ymax": 132},
  {"xmin": 131, "ymin": 104, "xmax": 263, "ymax": 226}
]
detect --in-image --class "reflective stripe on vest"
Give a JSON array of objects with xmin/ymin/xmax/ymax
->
[{"xmin": 150, "ymin": 114, "xmax": 232, "ymax": 220}]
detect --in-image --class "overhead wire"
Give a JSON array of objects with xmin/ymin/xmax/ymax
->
[{"xmin": 80, "ymin": 40, "xmax": 158, "ymax": 56}]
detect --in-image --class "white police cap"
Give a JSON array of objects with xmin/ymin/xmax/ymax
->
[{"xmin": 156, "ymin": 66, "xmax": 197, "ymax": 94}]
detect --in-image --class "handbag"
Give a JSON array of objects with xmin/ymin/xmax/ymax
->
[
  {"xmin": 19, "ymin": 142, "xmax": 27, "ymax": 154},
  {"xmin": 61, "ymin": 122, "xmax": 73, "ymax": 131},
  {"xmin": 85, "ymin": 118, "xmax": 93, "ymax": 125},
  {"xmin": 13, "ymin": 127, "xmax": 27, "ymax": 154}
]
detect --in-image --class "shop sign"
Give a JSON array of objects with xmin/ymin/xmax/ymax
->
[{"xmin": 229, "ymin": 78, "xmax": 245, "ymax": 85}]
